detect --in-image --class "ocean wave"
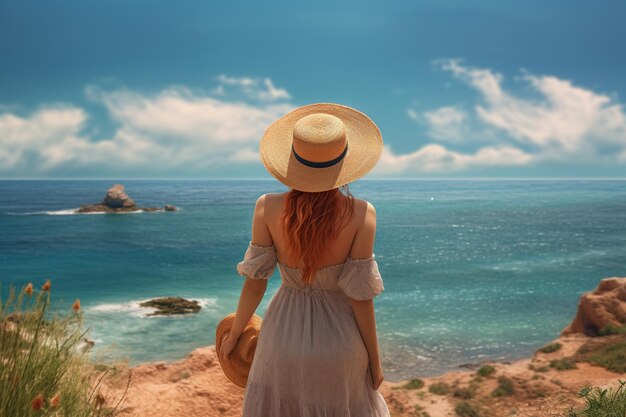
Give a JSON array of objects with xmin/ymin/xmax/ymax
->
[
  {"xmin": 5, "ymin": 208, "xmax": 162, "ymax": 216},
  {"xmin": 87, "ymin": 297, "xmax": 218, "ymax": 318}
]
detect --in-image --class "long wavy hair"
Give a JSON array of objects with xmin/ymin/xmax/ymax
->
[{"xmin": 281, "ymin": 185, "xmax": 355, "ymax": 284}]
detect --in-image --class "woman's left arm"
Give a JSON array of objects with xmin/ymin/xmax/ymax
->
[{"xmin": 228, "ymin": 194, "xmax": 273, "ymax": 339}]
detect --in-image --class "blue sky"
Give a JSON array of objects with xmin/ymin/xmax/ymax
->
[{"xmin": 1, "ymin": 0, "xmax": 625, "ymax": 178}]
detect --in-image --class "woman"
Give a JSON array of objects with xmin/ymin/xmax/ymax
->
[{"xmin": 220, "ymin": 103, "xmax": 390, "ymax": 416}]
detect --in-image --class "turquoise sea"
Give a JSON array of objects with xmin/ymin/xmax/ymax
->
[{"xmin": 1, "ymin": 179, "xmax": 625, "ymax": 381}]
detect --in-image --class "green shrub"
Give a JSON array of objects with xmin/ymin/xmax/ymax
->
[
  {"xmin": 402, "ymin": 377, "xmax": 425, "ymax": 389},
  {"xmin": 549, "ymin": 357, "xmax": 578, "ymax": 370},
  {"xmin": 598, "ymin": 323, "xmax": 626, "ymax": 336},
  {"xmin": 586, "ymin": 342, "xmax": 626, "ymax": 373},
  {"xmin": 428, "ymin": 382, "xmax": 450, "ymax": 395},
  {"xmin": 476, "ymin": 365, "xmax": 495, "ymax": 377},
  {"xmin": 568, "ymin": 380, "xmax": 626, "ymax": 416},
  {"xmin": 0, "ymin": 281, "xmax": 129, "ymax": 416},
  {"xmin": 538, "ymin": 342, "xmax": 562, "ymax": 353},
  {"xmin": 453, "ymin": 387, "xmax": 474, "ymax": 399},
  {"xmin": 491, "ymin": 376, "xmax": 515, "ymax": 397},
  {"xmin": 455, "ymin": 401, "xmax": 481, "ymax": 417}
]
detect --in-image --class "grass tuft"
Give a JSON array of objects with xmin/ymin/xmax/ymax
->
[
  {"xmin": 538, "ymin": 342, "xmax": 562, "ymax": 354},
  {"xmin": 455, "ymin": 401, "xmax": 481, "ymax": 417},
  {"xmin": 428, "ymin": 381, "xmax": 450, "ymax": 395},
  {"xmin": 0, "ymin": 281, "xmax": 129, "ymax": 416},
  {"xmin": 568, "ymin": 380, "xmax": 626, "ymax": 416},
  {"xmin": 549, "ymin": 357, "xmax": 578, "ymax": 370},
  {"xmin": 476, "ymin": 365, "xmax": 496, "ymax": 377},
  {"xmin": 491, "ymin": 376, "xmax": 515, "ymax": 397}
]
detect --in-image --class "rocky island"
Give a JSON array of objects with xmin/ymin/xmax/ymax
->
[{"xmin": 77, "ymin": 184, "xmax": 178, "ymax": 214}]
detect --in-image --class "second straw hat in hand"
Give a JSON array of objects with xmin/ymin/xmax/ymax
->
[{"xmin": 260, "ymin": 103, "xmax": 383, "ymax": 192}]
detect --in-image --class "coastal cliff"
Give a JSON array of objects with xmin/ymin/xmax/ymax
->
[{"xmin": 100, "ymin": 278, "xmax": 626, "ymax": 417}]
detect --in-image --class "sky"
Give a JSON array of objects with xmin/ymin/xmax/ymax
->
[{"xmin": 1, "ymin": 0, "xmax": 625, "ymax": 179}]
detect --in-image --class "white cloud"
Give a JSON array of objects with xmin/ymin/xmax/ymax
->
[
  {"xmin": 0, "ymin": 79, "xmax": 296, "ymax": 175},
  {"xmin": 86, "ymin": 85, "xmax": 292, "ymax": 145},
  {"xmin": 439, "ymin": 59, "xmax": 626, "ymax": 156},
  {"xmin": 229, "ymin": 147, "xmax": 260, "ymax": 163},
  {"xmin": 0, "ymin": 106, "xmax": 87, "ymax": 170},
  {"xmin": 377, "ymin": 60, "xmax": 626, "ymax": 176},
  {"xmin": 420, "ymin": 106, "xmax": 467, "ymax": 141},
  {"xmin": 213, "ymin": 74, "xmax": 291, "ymax": 102},
  {"xmin": 373, "ymin": 143, "xmax": 533, "ymax": 174}
]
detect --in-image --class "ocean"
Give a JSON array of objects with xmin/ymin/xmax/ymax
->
[{"xmin": 1, "ymin": 179, "xmax": 625, "ymax": 381}]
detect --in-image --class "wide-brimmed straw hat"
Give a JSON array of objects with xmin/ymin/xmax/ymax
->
[
  {"xmin": 260, "ymin": 103, "xmax": 383, "ymax": 192},
  {"xmin": 215, "ymin": 312, "xmax": 263, "ymax": 388}
]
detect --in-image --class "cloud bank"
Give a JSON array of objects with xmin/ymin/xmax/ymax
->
[
  {"xmin": 379, "ymin": 59, "xmax": 626, "ymax": 174},
  {"xmin": 1, "ymin": 62, "xmax": 626, "ymax": 177}
]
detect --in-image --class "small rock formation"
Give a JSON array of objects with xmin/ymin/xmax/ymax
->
[
  {"xmin": 102, "ymin": 184, "xmax": 136, "ymax": 208},
  {"xmin": 138, "ymin": 297, "xmax": 201, "ymax": 316},
  {"xmin": 561, "ymin": 277, "xmax": 626, "ymax": 336},
  {"xmin": 76, "ymin": 184, "xmax": 177, "ymax": 214}
]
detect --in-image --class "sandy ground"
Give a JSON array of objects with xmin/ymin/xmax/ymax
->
[{"xmin": 98, "ymin": 333, "xmax": 624, "ymax": 417}]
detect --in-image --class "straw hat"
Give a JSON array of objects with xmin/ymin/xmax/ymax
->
[
  {"xmin": 260, "ymin": 103, "xmax": 383, "ymax": 192},
  {"xmin": 215, "ymin": 312, "xmax": 263, "ymax": 388}
]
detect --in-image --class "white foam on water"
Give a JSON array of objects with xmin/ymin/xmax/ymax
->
[
  {"xmin": 5, "ymin": 208, "xmax": 164, "ymax": 216},
  {"xmin": 47, "ymin": 208, "xmax": 80, "ymax": 215}
]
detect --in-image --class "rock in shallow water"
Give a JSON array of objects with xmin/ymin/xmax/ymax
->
[{"xmin": 138, "ymin": 297, "xmax": 201, "ymax": 316}]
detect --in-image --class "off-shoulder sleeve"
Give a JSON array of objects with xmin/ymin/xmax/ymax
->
[
  {"xmin": 337, "ymin": 254, "xmax": 385, "ymax": 301},
  {"xmin": 236, "ymin": 241, "xmax": 277, "ymax": 280}
]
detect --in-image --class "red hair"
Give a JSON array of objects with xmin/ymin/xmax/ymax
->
[{"xmin": 281, "ymin": 185, "xmax": 355, "ymax": 284}]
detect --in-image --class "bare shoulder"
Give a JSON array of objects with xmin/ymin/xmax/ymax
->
[
  {"xmin": 351, "ymin": 197, "xmax": 376, "ymax": 225},
  {"xmin": 256, "ymin": 192, "xmax": 287, "ymax": 217},
  {"xmin": 348, "ymin": 197, "xmax": 377, "ymax": 259}
]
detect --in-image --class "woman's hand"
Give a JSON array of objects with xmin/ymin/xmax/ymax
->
[
  {"xmin": 370, "ymin": 361, "xmax": 384, "ymax": 390},
  {"xmin": 219, "ymin": 332, "xmax": 240, "ymax": 362}
]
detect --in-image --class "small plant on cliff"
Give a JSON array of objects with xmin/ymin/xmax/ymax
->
[
  {"xmin": 598, "ymin": 323, "xmax": 626, "ymax": 336},
  {"xmin": 455, "ymin": 401, "xmax": 481, "ymax": 417},
  {"xmin": 567, "ymin": 380, "xmax": 626, "ymax": 416},
  {"xmin": 428, "ymin": 381, "xmax": 450, "ymax": 395},
  {"xmin": 585, "ymin": 341, "xmax": 626, "ymax": 373},
  {"xmin": 491, "ymin": 376, "xmax": 515, "ymax": 397},
  {"xmin": 0, "ymin": 280, "xmax": 130, "ymax": 416},
  {"xmin": 476, "ymin": 365, "xmax": 495, "ymax": 377},
  {"xmin": 538, "ymin": 342, "xmax": 562, "ymax": 353},
  {"xmin": 549, "ymin": 357, "xmax": 577, "ymax": 370},
  {"xmin": 395, "ymin": 377, "xmax": 424, "ymax": 390}
]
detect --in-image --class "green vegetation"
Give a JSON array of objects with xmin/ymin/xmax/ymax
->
[
  {"xmin": 453, "ymin": 387, "xmax": 474, "ymax": 400},
  {"xmin": 455, "ymin": 401, "xmax": 481, "ymax": 417},
  {"xmin": 413, "ymin": 403, "xmax": 431, "ymax": 417},
  {"xmin": 538, "ymin": 342, "xmax": 562, "ymax": 353},
  {"xmin": 476, "ymin": 365, "xmax": 495, "ymax": 377},
  {"xmin": 585, "ymin": 342, "xmax": 626, "ymax": 373},
  {"xmin": 428, "ymin": 381, "xmax": 450, "ymax": 395},
  {"xmin": 549, "ymin": 357, "xmax": 578, "ymax": 370},
  {"xmin": 491, "ymin": 376, "xmax": 515, "ymax": 397},
  {"xmin": 0, "ymin": 281, "xmax": 129, "ymax": 416},
  {"xmin": 400, "ymin": 377, "xmax": 424, "ymax": 389},
  {"xmin": 598, "ymin": 323, "xmax": 626, "ymax": 336},
  {"xmin": 529, "ymin": 364, "xmax": 551, "ymax": 373},
  {"xmin": 568, "ymin": 380, "xmax": 626, "ymax": 417}
]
